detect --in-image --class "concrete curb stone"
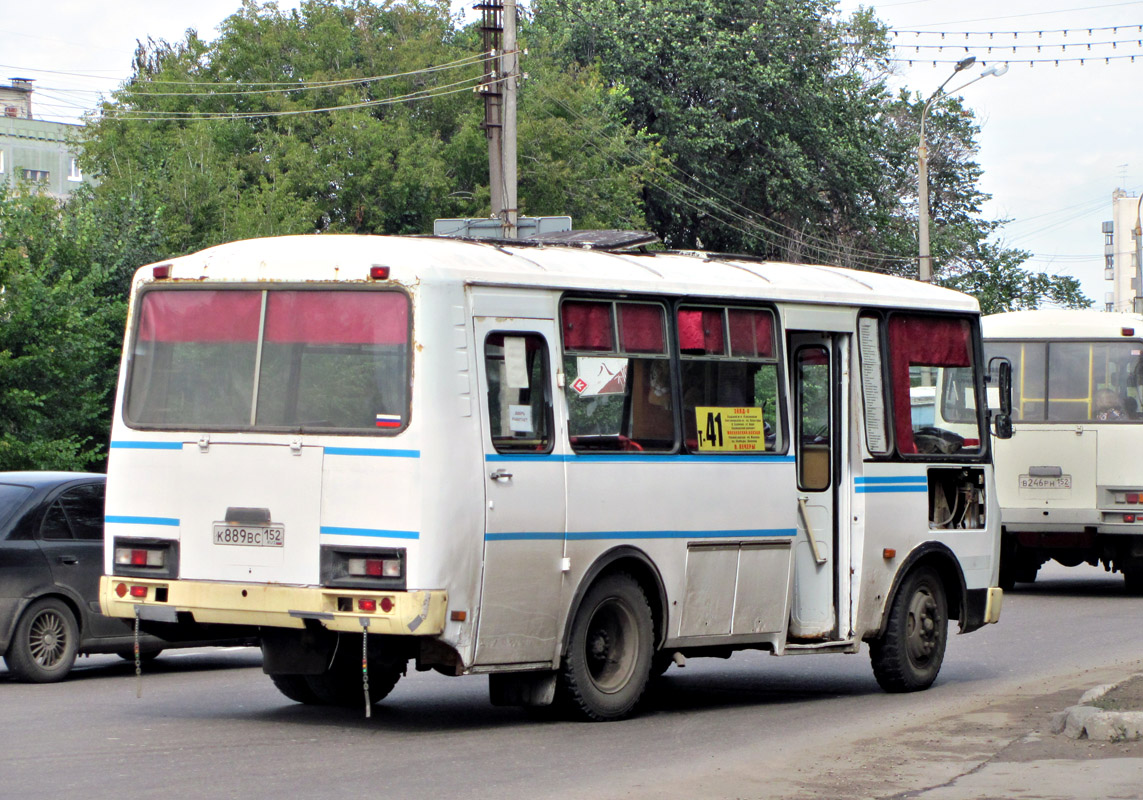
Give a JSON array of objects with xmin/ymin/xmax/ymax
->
[{"xmin": 1052, "ymin": 676, "xmax": 1143, "ymax": 741}]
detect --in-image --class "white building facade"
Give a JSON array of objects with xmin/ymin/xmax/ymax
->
[{"xmin": 1104, "ymin": 189, "xmax": 1142, "ymax": 313}]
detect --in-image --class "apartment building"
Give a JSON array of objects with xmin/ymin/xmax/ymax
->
[{"xmin": 0, "ymin": 78, "xmax": 92, "ymax": 198}]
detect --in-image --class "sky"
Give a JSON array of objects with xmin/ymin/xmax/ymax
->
[{"xmin": 1, "ymin": 0, "xmax": 1140, "ymax": 307}]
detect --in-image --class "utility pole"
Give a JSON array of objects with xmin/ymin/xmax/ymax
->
[
  {"xmin": 476, "ymin": 0, "xmax": 518, "ymax": 238},
  {"xmin": 501, "ymin": 0, "xmax": 518, "ymax": 239}
]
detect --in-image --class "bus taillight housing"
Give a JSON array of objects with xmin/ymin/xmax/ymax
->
[
  {"xmin": 321, "ymin": 545, "xmax": 406, "ymax": 590},
  {"xmin": 112, "ymin": 538, "xmax": 179, "ymax": 579}
]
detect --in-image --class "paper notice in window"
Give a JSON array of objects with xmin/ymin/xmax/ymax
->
[
  {"xmin": 508, "ymin": 404, "xmax": 533, "ymax": 433},
  {"xmin": 504, "ymin": 337, "xmax": 530, "ymax": 389},
  {"xmin": 694, "ymin": 406, "xmax": 767, "ymax": 452},
  {"xmin": 858, "ymin": 318, "xmax": 888, "ymax": 454}
]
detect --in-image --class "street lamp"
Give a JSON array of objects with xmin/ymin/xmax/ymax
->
[{"xmin": 917, "ymin": 57, "xmax": 1008, "ymax": 282}]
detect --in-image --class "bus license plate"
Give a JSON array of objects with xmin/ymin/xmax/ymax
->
[
  {"xmin": 213, "ymin": 523, "xmax": 285, "ymax": 547},
  {"xmin": 1018, "ymin": 474, "xmax": 1071, "ymax": 490}
]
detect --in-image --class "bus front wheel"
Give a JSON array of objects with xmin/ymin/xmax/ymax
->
[
  {"xmin": 559, "ymin": 572, "xmax": 654, "ymax": 721},
  {"xmin": 870, "ymin": 566, "xmax": 948, "ymax": 693}
]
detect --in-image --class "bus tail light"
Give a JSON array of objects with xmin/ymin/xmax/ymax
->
[
  {"xmin": 112, "ymin": 538, "xmax": 179, "ymax": 579},
  {"xmin": 1128, "ymin": 493, "xmax": 1140, "ymax": 504},
  {"xmin": 116, "ymin": 547, "xmax": 166, "ymax": 568},
  {"xmin": 347, "ymin": 557, "xmax": 401, "ymax": 578},
  {"xmin": 321, "ymin": 546, "xmax": 406, "ymax": 590},
  {"xmin": 1126, "ymin": 514, "xmax": 1136, "ymax": 523},
  {"xmin": 358, "ymin": 598, "xmax": 377, "ymax": 612}
]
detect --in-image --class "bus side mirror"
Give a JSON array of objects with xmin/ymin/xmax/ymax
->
[
  {"xmin": 987, "ymin": 357, "xmax": 1013, "ymax": 439},
  {"xmin": 993, "ymin": 412, "xmax": 1013, "ymax": 440}
]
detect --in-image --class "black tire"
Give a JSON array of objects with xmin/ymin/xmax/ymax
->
[
  {"xmin": 6, "ymin": 598, "xmax": 79, "ymax": 683},
  {"xmin": 117, "ymin": 649, "xmax": 163, "ymax": 665},
  {"xmin": 1124, "ymin": 569, "xmax": 1143, "ymax": 596},
  {"xmin": 558, "ymin": 572, "xmax": 654, "ymax": 721},
  {"xmin": 870, "ymin": 566, "xmax": 948, "ymax": 693},
  {"xmin": 270, "ymin": 674, "xmax": 324, "ymax": 705},
  {"xmin": 302, "ymin": 636, "xmax": 405, "ymax": 708}
]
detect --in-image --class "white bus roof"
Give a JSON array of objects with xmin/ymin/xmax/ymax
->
[
  {"xmin": 141, "ymin": 234, "xmax": 979, "ymax": 313},
  {"xmin": 983, "ymin": 309, "xmax": 1143, "ymax": 339}
]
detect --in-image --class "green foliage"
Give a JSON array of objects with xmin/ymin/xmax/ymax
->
[
  {"xmin": 79, "ymin": 0, "xmax": 651, "ymax": 256},
  {"xmin": 533, "ymin": 0, "xmax": 898, "ymax": 262},
  {"xmin": 0, "ymin": 184, "xmax": 163, "ymax": 470}
]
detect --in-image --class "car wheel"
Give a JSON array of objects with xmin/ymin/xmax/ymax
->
[
  {"xmin": 558, "ymin": 572, "xmax": 654, "ymax": 721},
  {"xmin": 869, "ymin": 566, "xmax": 948, "ymax": 693},
  {"xmin": 6, "ymin": 598, "xmax": 79, "ymax": 683}
]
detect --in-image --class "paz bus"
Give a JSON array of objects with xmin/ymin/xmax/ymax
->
[
  {"xmin": 983, "ymin": 309, "xmax": 1143, "ymax": 592},
  {"xmin": 100, "ymin": 234, "xmax": 1007, "ymax": 721}
]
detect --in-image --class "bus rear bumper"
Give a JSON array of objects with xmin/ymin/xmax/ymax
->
[{"xmin": 99, "ymin": 576, "xmax": 448, "ymax": 636}]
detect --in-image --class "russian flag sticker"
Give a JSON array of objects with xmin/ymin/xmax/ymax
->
[{"xmin": 375, "ymin": 414, "xmax": 402, "ymax": 428}]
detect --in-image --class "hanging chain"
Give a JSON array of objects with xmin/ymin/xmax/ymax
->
[
  {"xmin": 134, "ymin": 609, "xmax": 143, "ymax": 699},
  {"xmin": 361, "ymin": 621, "xmax": 372, "ymax": 719}
]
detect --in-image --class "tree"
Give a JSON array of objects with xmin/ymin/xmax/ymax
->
[
  {"xmin": 0, "ymin": 184, "xmax": 164, "ymax": 470},
  {"xmin": 534, "ymin": 0, "xmax": 1087, "ymax": 309},
  {"xmin": 79, "ymin": 0, "xmax": 653, "ymax": 257},
  {"xmin": 533, "ymin": 0, "xmax": 900, "ymax": 265}
]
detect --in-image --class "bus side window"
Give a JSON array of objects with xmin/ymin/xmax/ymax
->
[
  {"xmin": 678, "ymin": 306, "xmax": 781, "ymax": 454},
  {"xmin": 484, "ymin": 333, "xmax": 553, "ymax": 453},
  {"xmin": 887, "ymin": 315, "xmax": 980, "ymax": 457},
  {"xmin": 561, "ymin": 299, "xmax": 676, "ymax": 452}
]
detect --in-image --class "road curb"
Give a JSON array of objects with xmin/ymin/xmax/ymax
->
[{"xmin": 1050, "ymin": 675, "xmax": 1143, "ymax": 741}]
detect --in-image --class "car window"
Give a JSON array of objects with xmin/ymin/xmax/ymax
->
[
  {"xmin": 40, "ymin": 483, "xmax": 105, "ymax": 541},
  {"xmin": 0, "ymin": 483, "xmax": 33, "ymax": 534}
]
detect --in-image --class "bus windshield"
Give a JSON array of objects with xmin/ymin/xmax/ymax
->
[
  {"xmin": 125, "ymin": 288, "xmax": 410, "ymax": 432},
  {"xmin": 985, "ymin": 339, "xmax": 1143, "ymax": 422}
]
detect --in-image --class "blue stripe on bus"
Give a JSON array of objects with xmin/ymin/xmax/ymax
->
[
  {"xmin": 485, "ymin": 453, "xmax": 795, "ymax": 464},
  {"xmin": 325, "ymin": 447, "xmax": 420, "ymax": 459},
  {"xmin": 855, "ymin": 476, "xmax": 927, "ymax": 484},
  {"xmin": 487, "ymin": 528, "xmax": 796, "ymax": 542},
  {"xmin": 856, "ymin": 486, "xmax": 928, "ymax": 494},
  {"xmin": 105, "ymin": 515, "xmax": 181, "ymax": 527},
  {"xmin": 320, "ymin": 526, "xmax": 419, "ymax": 540},
  {"xmin": 109, "ymin": 441, "xmax": 183, "ymax": 450}
]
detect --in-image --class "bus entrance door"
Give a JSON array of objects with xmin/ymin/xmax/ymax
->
[
  {"xmin": 472, "ymin": 315, "xmax": 567, "ymax": 666},
  {"xmin": 788, "ymin": 332, "xmax": 845, "ymax": 640}
]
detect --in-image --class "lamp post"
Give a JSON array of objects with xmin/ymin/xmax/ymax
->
[{"xmin": 917, "ymin": 57, "xmax": 1008, "ymax": 282}]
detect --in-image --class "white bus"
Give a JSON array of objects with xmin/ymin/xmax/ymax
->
[
  {"xmin": 983, "ymin": 309, "xmax": 1143, "ymax": 592},
  {"xmin": 100, "ymin": 234, "xmax": 1006, "ymax": 721}
]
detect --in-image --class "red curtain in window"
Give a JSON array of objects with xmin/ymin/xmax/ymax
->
[
  {"xmin": 137, "ymin": 290, "xmax": 261, "ymax": 343},
  {"xmin": 677, "ymin": 308, "xmax": 725, "ymax": 354},
  {"xmin": 888, "ymin": 315, "xmax": 972, "ymax": 454},
  {"xmin": 618, "ymin": 303, "xmax": 665, "ymax": 354},
  {"xmin": 728, "ymin": 309, "xmax": 774, "ymax": 357},
  {"xmin": 562, "ymin": 301, "xmax": 614, "ymax": 351},
  {"xmin": 264, "ymin": 291, "xmax": 408, "ymax": 345}
]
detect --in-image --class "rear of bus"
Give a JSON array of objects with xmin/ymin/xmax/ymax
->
[
  {"xmin": 99, "ymin": 240, "xmax": 451, "ymax": 657},
  {"xmin": 983, "ymin": 310, "xmax": 1143, "ymax": 590}
]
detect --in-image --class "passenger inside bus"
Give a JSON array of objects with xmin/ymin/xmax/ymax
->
[{"xmin": 1094, "ymin": 389, "xmax": 1126, "ymax": 421}]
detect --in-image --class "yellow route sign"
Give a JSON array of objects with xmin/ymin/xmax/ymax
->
[{"xmin": 695, "ymin": 406, "xmax": 767, "ymax": 452}]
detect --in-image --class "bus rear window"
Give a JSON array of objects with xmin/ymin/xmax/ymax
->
[{"xmin": 126, "ymin": 288, "xmax": 410, "ymax": 432}]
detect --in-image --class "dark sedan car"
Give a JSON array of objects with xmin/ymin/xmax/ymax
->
[{"xmin": 0, "ymin": 472, "xmax": 252, "ymax": 682}]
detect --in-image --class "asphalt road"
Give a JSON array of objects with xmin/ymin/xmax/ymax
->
[{"xmin": 3, "ymin": 562, "xmax": 1142, "ymax": 800}]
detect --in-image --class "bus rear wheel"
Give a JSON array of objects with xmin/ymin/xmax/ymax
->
[
  {"xmin": 870, "ymin": 566, "xmax": 948, "ymax": 693},
  {"xmin": 558, "ymin": 572, "xmax": 653, "ymax": 721},
  {"xmin": 1124, "ymin": 568, "xmax": 1143, "ymax": 596},
  {"xmin": 303, "ymin": 636, "xmax": 406, "ymax": 708}
]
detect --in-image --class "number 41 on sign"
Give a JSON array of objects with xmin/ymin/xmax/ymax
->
[{"xmin": 695, "ymin": 406, "xmax": 767, "ymax": 452}]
